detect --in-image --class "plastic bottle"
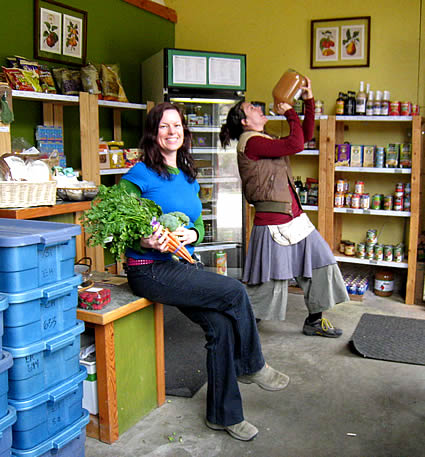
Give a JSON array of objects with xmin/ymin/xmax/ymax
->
[
  {"xmin": 381, "ymin": 91, "xmax": 390, "ymax": 116},
  {"xmin": 355, "ymin": 81, "xmax": 366, "ymax": 115},
  {"xmin": 373, "ymin": 91, "xmax": 382, "ymax": 115},
  {"xmin": 366, "ymin": 90, "xmax": 374, "ymax": 116},
  {"xmin": 336, "ymin": 92, "xmax": 345, "ymax": 115}
]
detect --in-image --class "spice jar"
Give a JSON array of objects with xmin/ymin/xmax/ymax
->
[
  {"xmin": 374, "ymin": 270, "xmax": 394, "ymax": 297},
  {"xmin": 272, "ymin": 69, "xmax": 306, "ymax": 110}
]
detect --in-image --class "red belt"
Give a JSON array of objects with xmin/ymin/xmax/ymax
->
[{"xmin": 127, "ymin": 258, "xmax": 155, "ymax": 266}]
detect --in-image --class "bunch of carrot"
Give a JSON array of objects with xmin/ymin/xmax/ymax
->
[{"xmin": 152, "ymin": 220, "xmax": 195, "ymax": 264}]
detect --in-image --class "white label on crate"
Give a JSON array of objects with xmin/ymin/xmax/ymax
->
[
  {"xmin": 0, "ymin": 126, "xmax": 9, "ymax": 132},
  {"xmin": 86, "ymin": 287, "xmax": 102, "ymax": 292},
  {"xmin": 374, "ymin": 279, "xmax": 394, "ymax": 292}
]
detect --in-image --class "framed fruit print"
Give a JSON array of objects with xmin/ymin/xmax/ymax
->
[
  {"xmin": 310, "ymin": 17, "xmax": 370, "ymax": 69},
  {"xmin": 34, "ymin": 0, "xmax": 87, "ymax": 66}
]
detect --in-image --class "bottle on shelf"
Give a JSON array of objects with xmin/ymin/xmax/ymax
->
[
  {"xmin": 336, "ymin": 92, "xmax": 345, "ymax": 115},
  {"xmin": 381, "ymin": 91, "xmax": 390, "ymax": 116},
  {"xmin": 366, "ymin": 90, "xmax": 374, "ymax": 116},
  {"xmin": 294, "ymin": 176, "xmax": 303, "ymax": 196},
  {"xmin": 355, "ymin": 81, "xmax": 367, "ymax": 115},
  {"xmin": 373, "ymin": 90, "xmax": 382, "ymax": 115},
  {"xmin": 346, "ymin": 91, "xmax": 356, "ymax": 115}
]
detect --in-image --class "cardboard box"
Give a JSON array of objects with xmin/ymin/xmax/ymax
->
[
  {"xmin": 385, "ymin": 143, "xmax": 400, "ymax": 168},
  {"xmin": 399, "ymin": 143, "xmax": 412, "ymax": 168},
  {"xmin": 363, "ymin": 145, "xmax": 375, "ymax": 167},
  {"xmin": 350, "ymin": 145, "xmax": 363, "ymax": 167},
  {"xmin": 335, "ymin": 144, "xmax": 350, "ymax": 166}
]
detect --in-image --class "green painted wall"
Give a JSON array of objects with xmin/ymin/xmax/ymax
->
[
  {"xmin": 114, "ymin": 307, "xmax": 157, "ymax": 434},
  {"xmin": 1, "ymin": 0, "xmax": 174, "ymax": 168}
]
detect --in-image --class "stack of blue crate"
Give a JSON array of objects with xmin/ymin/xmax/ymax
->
[
  {"xmin": 0, "ymin": 294, "xmax": 17, "ymax": 457},
  {"xmin": 0, "ymin": 219, "xmax": 89, "ymax": 457}
]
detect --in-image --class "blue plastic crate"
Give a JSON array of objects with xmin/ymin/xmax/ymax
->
[
  {"xmin": 3, "ymin": 275, "xmax": 82, "ymax": 348},
  {"xmin": 11, "ymin": 410, "xmax": 88, "ymax": 457},
  {"xmin": 0, "ymin": 219, "xmax": 80, "ymax": 294},
  {"xmin": 0, "ymin": 352, "xmax": 12, "ymax": 421},
  {"xmin": 0, "ymin": 407, "xmax": 16, "ymax": 457},
  {"xmin": 9, "ymin": 368, "xmax": 86, "ymax": 451},
  {"xmin": 0, "ymin": 296, "xmax": 9, "ymax": 352},
  {"xmin": 5, "ymin": 322, "xmax": 84, "ymax": 401}
]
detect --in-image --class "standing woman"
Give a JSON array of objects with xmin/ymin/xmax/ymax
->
[
  {"xmin": 120, "ymin": 102, "xmax": 290, "ymax": 442},
  {"xmin": 220, "ymin": 79, "xmax": 348, "ymax": 337}
]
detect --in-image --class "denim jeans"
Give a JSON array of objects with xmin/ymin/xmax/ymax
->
[{"xmin": 126, "ymin": 260, "xmax": 265, "ymax": 426}]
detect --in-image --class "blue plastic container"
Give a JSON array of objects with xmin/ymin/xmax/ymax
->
[
  {"xmin": 5, "ymin": 322, "xmax": 84, "ymax": 401},
  {"xmin": 0, "ymin": 296, "xmax": 9, "ymax": 352},
  {"xmin": 11, "ymin": 410, "xmax": 88, "ymax": 457},
  {"xmin": 0, "ymin": 352, "xmax": 13, "ymax": 421},
  {"xmin": 9, "ymin": 368, "xmax": 86, "ymax": 450},
  {"xmin": 0, "ymin": 219, "xmax": 80, "ymax": 294},
  {"xmin": 3, "ymin": 275, "xmax": 82, "ymax": 348},
  {"xmin": 0, "ymin": 407, "xmax": 17, "ymax": 457}
]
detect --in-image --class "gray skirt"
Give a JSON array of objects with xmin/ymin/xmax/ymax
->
[{"xmin": 243, "ymin": 225, "xmax": 336, "ymax": 285}]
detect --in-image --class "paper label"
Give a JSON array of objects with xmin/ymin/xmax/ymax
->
[{"xmin": 374, "ymin": 279, "xmax": 394, "ymax": 292}]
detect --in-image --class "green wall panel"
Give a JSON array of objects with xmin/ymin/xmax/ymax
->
[
  {"xmin": 114, "ymin": 306, "xmax": 157, "ymax": 434},
  {"xmin": 1, "ymin": 0, "xmax": 174, "ymax": 166}
]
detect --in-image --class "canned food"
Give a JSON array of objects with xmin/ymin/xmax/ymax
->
[
  {"xmin": 403, "ymin": 194, "xmax": 411, "ymax": 211},
  {"xmin": 412, "ymin": 104, "xmax": 420, "ymax": 115},
  {"xmin": 393, "ymin": 244, "xmax": 404, "ymax": 262},
  {"xmin": 344, "ymin": 241, "xmax": 355, "ymax": 256},
  {"xmin": 389, "ymin": 101, "xmax": 400, "ymax": 116},
  {"xmin": 216, "ymin": 251, "xmax": 227, "ymax": 275},
  {"xmin": 366, "ymin": 229, "xmax": 378, "ymax": 244},
  {"xmin": 344, "ymin": 192, "xmax": 353, "ymax": 208},
  {"xmin": 354, "ymin": 181, "xmax": 364, "ymax": 194},
  {"xmin": 336, "ymin": 179, "xmax": 345, "ymax": 193},
  {"xmin": 383, "ymin": 195, "xmax": 393, "ymax": 210},
  {"xmin": 374, "ymin": 244, "xmax": 383, "ymax": 261},
  {"xmin": 384, "ymin": 245, "xmax": 393, "ymax": 262},
  {"xmin": 356, "ymin": 243, "xmax": 365, "ymax": 259},
  {"xmin": 404, "ymin": 183, "xmax": 411, "ymax": 195},
  {"xmin": 360, "ymin": 193, "xmax": 370, "ymax": 209},
  {"xmin": 351, "ymin": 193, "xmax": 361, "ymax": 209},
  {"xmin": 371, "ymin": 194, "xmax": 382, "ymax": 210},
  {"xmin": 315, "ymin": 100, "xmax": 324, "ymax": 114},
  {"xmin": 393, "ymin": 196, "xmax": 403, "ymax": 211},
  {"xmin": 366, "ymin": 242, "xmax": 375, "ymax": 259},
  {"xmin": 334, "ymin": 192, "xmax": 344, "ymax": 208},
  {"xmin": 339, "ymin": 240, "xmax": 347, "ymax": 254},
  {"xmin": 400, "ymin": 101, "xmax": 411, "ymax": 115}
]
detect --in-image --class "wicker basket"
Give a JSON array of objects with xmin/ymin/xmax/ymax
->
[{"xmin": 0, "ymin": 181, "xmax": 57, "ymax": 208}]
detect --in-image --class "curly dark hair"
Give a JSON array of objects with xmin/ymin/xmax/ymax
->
[
  {"xmin": 140, "ymin": 102, "xmax": 197, "ymax": 181},
  {"xmin": 219, "ymin": 101, "xmax": 246, "ymax": 148}
]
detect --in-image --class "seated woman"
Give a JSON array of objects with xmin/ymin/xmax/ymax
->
[{"xmin": 119, "ymin": 102, "xmax": 290, "ymax": 442}]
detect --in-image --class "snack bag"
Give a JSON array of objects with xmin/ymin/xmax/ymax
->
[
  {"xmin": 3, "ymin": 67, "xmax": 35, "ymax": 91},
  {"xmin": 39, "ymin": 65, "xmax": 57, "ymax": 93},
  {"xmin": 81, "ymin": 63, "xmax": 102, "ymax": 96},
  {"xmin": 100, "ymin": 64, "xmax": 128, "ymax": 102}
]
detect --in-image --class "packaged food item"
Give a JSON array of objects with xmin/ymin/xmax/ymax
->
[
  {"xmin": 366, "ymin": 229, "xmax": 378, "ymax": 244},
  {"xmin": 335, "ymin": 143, "xmax": 350, "ymax": 166},
  {"xmin": 350, "ymin": 145, "xmax": 363, "ymax": 167},
  {"xmin": 81, "ymin": 63, "xmax": 102, "ymax": 96},
  {"xmin": 38, "ymin": 65, "xmax": 56, "ymax": 93},
  {"xmin": 336, "ymin": 179, "xmax": 345, "ymax": 193},
  {"xmin": 100, "ymin": 64, "xmax": 128, "ymax": 102},
  {"xmin": 272, "ymin": 69, "xmax": 306, "ymax": 109},
  {"xmin": 374, "ymin": 271, "xmax": 394, "ymax": 297},
  {"xmin": 123, "ymin": 148, "xmax": 141, "ymax": 167},
  {"xmin": 334, "ymin": 192, "xmax": 344, "ymax": 208},
  {"xmin": 356, "ymin": 243, "xmax": 365, "ymax": 259},
  {"xmin": 109, "ymin": 150, "xmax": 125, "ymax": 168},
  {"xmin": 351, "ymin": 193, "xmax": 360, "ymax": 209},
  {"xmin": 385, "ymin": 144, "xmax": 400, "ymax": 168},
  {"xmin": 383, "ymin": 195, "xmax": 393, "ymax": 210},
  {"xmin": 400, "ymin": 101, "xmax": 411, "ymax": 116},
  {"xmin": 375, "ymin": 146, "xmax": 385, "ymax": 167},
  {"xmin": 3, "ymin": 67, "xmax": 35, "ymax": 91},
  {"xmin": 389, "ymin": 101, "xmax": 400, "ymax": 116},
  {"xmin": 52, "ymin": 68, "xmax": 82, "ymax": 95},
  {"xmin": 344, "ymin": 241, "xmax": 355, "ymax": 256},
  {"xmin": 360, "ymin": 193, "xmax": 370, "ymax": 209},
  {"xmin": 374, "ymin": 244, "xmax": 383, "ymax": 261},
  {"xmin": 383, "ymin": 245, "xmax": 393, "ymax": 262},
  {"xmin": 399, "ymin": 143, "xmax": 412, "ymax": 168},
  {"xmin": 354, "ymin": 181, "xmax": 364, "ymax": 194},
  {"xmin": 216, "ymin": 251, "xmax": 227, "ymax": 275},
  {"xmin": 363, "ymin": 145, "xmax": 375, "ymax": 167},
  {"xmin": 371, "ymin": 194, "xmax": 382, "ymax": 210}
]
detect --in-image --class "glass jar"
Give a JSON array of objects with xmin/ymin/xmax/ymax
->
[
  {"xmin": 374, "ymin": 270, "xmax": 394, "ymax": 297},
  {"xmin": 272, "ymin": 69, "xmax": 306, "ymax": 110}
]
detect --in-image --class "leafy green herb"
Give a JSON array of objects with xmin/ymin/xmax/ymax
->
[{"xmin": 80, "ymin": 184, "xmax": 162, "ymax": 260}]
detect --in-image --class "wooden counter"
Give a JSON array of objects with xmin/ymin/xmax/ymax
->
[{"xmin": 77, "ymin": 272, "xmax": 165, "ymax": 444}]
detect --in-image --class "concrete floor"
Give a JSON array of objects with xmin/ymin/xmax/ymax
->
[{"xmin": 85, "ymin": 291, "xmax": 425, "ymax": 457}]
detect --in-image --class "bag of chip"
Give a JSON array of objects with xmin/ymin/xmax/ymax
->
[
  {"xmin": 81, "ymin": 63, "xmax": 102, "ymax": 96},
  {"xmin": 39, "ymin": 65, "xmax": 57, "ymax": 93},
  {"xmin": 3, "ymin": 67, "xmax": 35, "ymax": 91},
  {"xmin": 100, "ymin": 64, "xmax": 128, "ymax": 102},
  {"xmin": 52, "ymin": 68, "xmax": 82, "ymax": 95}
]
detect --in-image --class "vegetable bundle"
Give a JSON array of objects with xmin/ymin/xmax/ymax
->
[{"xmin": 81, "ymin": 184, "xmax": 194, "ymax": 263}]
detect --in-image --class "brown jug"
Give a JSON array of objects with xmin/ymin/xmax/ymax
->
[{"xmin": 272, "ymin": 69, "xmax": 306, "ymax": 111}]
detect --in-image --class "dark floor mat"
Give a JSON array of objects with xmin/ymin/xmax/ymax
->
[
  {"xmin": 351, "ymin": 313, "xmax": 425, "ymax": 365},
  {"xmin": 163, "ymin": 305, "xmax": 207, "ymax": 397}
]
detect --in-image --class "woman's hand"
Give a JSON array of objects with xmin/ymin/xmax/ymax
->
[
  {"xmin": 140, "ymin": 225, "xmax": 169, "ymax": 252},
  {"xmin": 276, "ymin": 102, "xmax": 292, "ymax": 115},
  {"xmin": 301, "ymin": 77, "xmax": 313, "ymax": 100},
  {"xmin": 172, "ymin": 226, "xmax": 198, "ymax": 246}
]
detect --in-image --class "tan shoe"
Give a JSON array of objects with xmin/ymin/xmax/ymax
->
[
  {"xmin": 205, "ymin": 419, "xmax": 258, "ymax": 441},
  {"xmin": 238, "ymin": 363, "xmax": 290, "ymax": 391}
]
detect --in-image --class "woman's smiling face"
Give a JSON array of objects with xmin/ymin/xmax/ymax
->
[{"xmin": 157, "ymin": 108, "xmax": 184, "ymax": 154}]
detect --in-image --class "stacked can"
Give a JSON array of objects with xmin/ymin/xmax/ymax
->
[
  {"xmin": 375, "ymin": 147, "xmax": 385, "ymax": 167},
  {"xmin": 343, "ymin": 273, "xmax": 369, "ymax": 296},
  {"xmin": 365, "ymin": 229, "xmax": 377, "ymax": 260}
]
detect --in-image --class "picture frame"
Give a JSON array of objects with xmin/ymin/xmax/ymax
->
[
  {"xmin": 34, "ymin": 0, "xmax": 87, "ymax": 66},
  {"xmin": 310, "ymin": 17, "xmax": 370, "ymax": 69}
]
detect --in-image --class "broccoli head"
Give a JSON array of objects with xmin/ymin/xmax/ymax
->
[{"xmin": 158, "ymin": 211, "xmax": 190, "ymax": 231}]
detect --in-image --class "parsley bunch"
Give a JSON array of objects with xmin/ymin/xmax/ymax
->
[{"xmin": 81, "ymin": 184, "xmax": 162, "ymax": 260}]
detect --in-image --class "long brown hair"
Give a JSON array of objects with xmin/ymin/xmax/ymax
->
[{"xmin": 140, "ymin": 102, "xmax": 197, "ymax": 181}]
